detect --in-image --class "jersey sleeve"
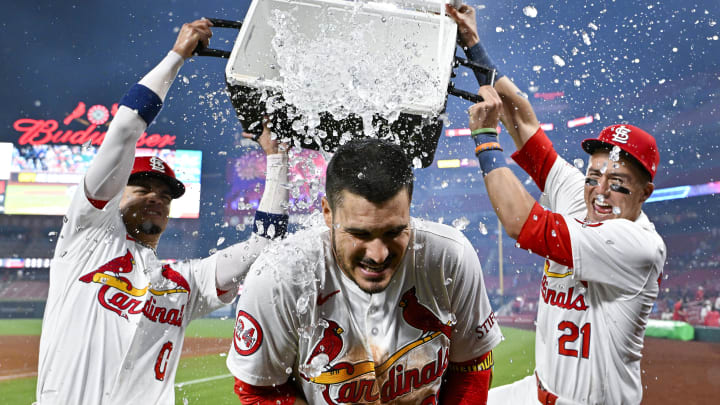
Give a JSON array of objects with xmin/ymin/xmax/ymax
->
[
  {"xmin": 512, "ymin": 128, "xmax": 585, "ymax": 216},
  {"xmin": 541, "ymin": 156, "xmax": 587, "ymax": 216},
  {"xmin": 226, "ymin": 254, "xmax": 299, "ymax": 386},
  {"xmin": 447, "ymin": 237, "xmax": 502, "ymax": 363},
  {"xmin": 54, "ymin": 183, "xmax": 124, "ymax": 262},
  {"xmin": 184, "ymin": 255, "xmax": 229, "ymax": 320},
  {"xmin": 566, "ymin": 218, "xmax": 665, "ymax": 294}
]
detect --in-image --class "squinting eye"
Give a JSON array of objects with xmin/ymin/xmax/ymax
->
[{"xmin": 584, "ymin": 178, "xmax": 598, "ymax": 187}]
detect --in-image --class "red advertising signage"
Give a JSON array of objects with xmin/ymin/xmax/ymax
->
[{"xmin": 13, "ymin": 101, "xmax": 176, "ymax": 148}]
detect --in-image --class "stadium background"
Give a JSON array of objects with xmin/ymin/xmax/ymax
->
[{"xmin": 1, "ymin": 0, "xmax": 718, "ymax": 403}]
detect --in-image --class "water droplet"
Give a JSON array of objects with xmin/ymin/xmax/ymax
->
[
  {"xmin": 216, "ymin": 237, "xmax": 225, "ymax": 246},
  {"xmin": 444, "ymin": 278, "xmax": 453, "ymax": 285},
  {"xmin": 612, "ymin": 206, "xmax": 621, "ymax": 215},
  {"xmin": 573, "ymin": 158, "xmax": 585, "ymax": 169},
  {"xmin": 452, "ymin": 217, "xmax": 470, "ymax": 231},
  {"xmin": 478, "ymin": 222, "xmax": 488, "ymax": 235},
  {"xmin": 552, "ymin": 55, "xmax": 566, "ymax": 67},
  {"xmin": 551, "ymin": 230, "xmax": 557, "ymax": 237},
  {"xmin": 522, "ymin": 6, "xmax": 538, "ymax": 18}
]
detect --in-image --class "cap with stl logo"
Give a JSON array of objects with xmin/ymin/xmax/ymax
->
[
  {"xmin": 581, "ymin": 124, "xmax": 660, "ymax": 181},
  {"xmin": 129, "ymin": 156, "xmax": 185, "ymax": 198}
]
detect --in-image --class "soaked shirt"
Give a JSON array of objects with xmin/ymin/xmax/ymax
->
[
  {"xmin": 36, "ymin": 186, "xmax": 224, "ymax": 405},
  {"xmin": 227, "ymin": 219, "xmax": 501, "ymax": 404},
  {"xmin": 513, "ymin": 129, "xmax": 666, "ymax": 404}
]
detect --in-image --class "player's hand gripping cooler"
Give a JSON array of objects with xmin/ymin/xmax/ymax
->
[{"xmin": 195, "ymin": 0, "xmax": 494, "ymax": 167}]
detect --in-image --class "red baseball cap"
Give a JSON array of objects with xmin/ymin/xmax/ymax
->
[
  {"xmin": 129, "ymin": 156, "xmax": 185, "ymax": 198},
  {"xmin": 581, "ymin": 124, "xmax": 660, "ymax": 180}
]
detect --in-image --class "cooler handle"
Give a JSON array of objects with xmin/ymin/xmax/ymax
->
[{"xmin": 193, "ymin": 18, "xmax": 243, "ymax": 59}]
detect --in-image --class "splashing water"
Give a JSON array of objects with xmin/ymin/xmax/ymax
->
[
  {"xmin": 268, "ymin": 8, "xmax": 443, "ymax": 138},
  {"xmin": 452, "ymin": 217, "xmax": 470, "ymax": 231},
  {"xmin": 299, "ymin": 354, "xmax": 329, "ymax": 378},
  {"xmin": 609, "ymin": 145, "xmax": 621, "ymax": 162}
]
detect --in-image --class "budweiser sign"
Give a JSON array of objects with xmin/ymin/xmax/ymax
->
[{"xmin": 13, "ymin": 101, "xmax": 176, "ymax": 148}]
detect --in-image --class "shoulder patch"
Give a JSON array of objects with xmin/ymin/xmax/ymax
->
[{"xmin": 233, "ymin": 310, "xmax": 263, "ymax": 356}]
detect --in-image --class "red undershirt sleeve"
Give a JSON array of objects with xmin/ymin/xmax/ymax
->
[
  {"xmin": 234, "ymin": 378, "xmax": 296, "ymax": 405},
  {"xmin": 440, "ymin": 351, "xmax": 494, "ymax": 405},
  {"xmin": 511, "ymin": 127, "xmax": 558, "ymax": 192},
  {"xmin": 86, "ymin": 196, "xmax": 109, "ymax": 210},
  {"xmin": 517, "ymin": 202, "xmax": 573, "ymax": 268}
]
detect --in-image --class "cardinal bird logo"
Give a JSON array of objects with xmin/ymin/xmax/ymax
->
[
  {"xmin": 78, "ymin": 249, "xmax": 139, "ymax": 294},
  {"xmin": 399, "ymin": 287, "xmax": 452, "ymax": 339},
  {"xmin": 306, "ymin": 319, "xmax": 345, "ymax": 368}
]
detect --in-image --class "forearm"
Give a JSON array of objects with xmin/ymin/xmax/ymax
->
[
  {"xmin": 440, "ymin": 351, "xmax": 494, "ymax": 405},
  {"xmin": 258, "ymin": 154, "xmax": 289, "ymax": 214},
  {"xmin": 234, "ymin": 378, "xmax": 303, "ymax": 405},
  {"xmin": 494, "ymin": 77, "xmax": 540, "ymax": 151},
  {"xmin": 215, "ymin": 154, "xmax": 289, "ymax": 290},
  {"xmin": 84, "ymin": 52, "xmax": 183, "ymax": 201},
  {"xmin": 484, "ymin": 168, "xmax": 536, "ymax": 240}
]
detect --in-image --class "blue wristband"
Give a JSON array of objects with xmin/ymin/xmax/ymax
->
[
  {"xmin": 465, "ymin": 42, "xmax": 504, "ymax": 82},
  {"xmin": 119, "ymin": 84, "xmax": 163, "ymax": 125},
  {"xmin": 472, "ymin": 133, "xmax": 507, "ymax": 176},
  {"xmin": 253, "ymin": 211, "xmax": 289, "ymax": 240}
]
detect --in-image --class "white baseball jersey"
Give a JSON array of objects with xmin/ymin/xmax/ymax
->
[
  {"xmin": 227, "ymin": 218, "xmax": 502, "ymax": 404},
  {"xmin": 531, "ymin": 156, "xmax": 665, "ymax": 404},
  {"xmin": 36, "ymin": 185, "xmax": 227, "ymax": 405}
]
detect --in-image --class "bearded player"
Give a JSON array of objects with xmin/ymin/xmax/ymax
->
[
  {"xmin": 35, "ymin": 20, "xmax": 290, "ymax": 404},
  {"xmin": 226, "ymin": 139, "xmax": 502, "ymax": 404},
  {"xmin": 448, "ymin": 4, "xmax": 666, "ymax": 404}
]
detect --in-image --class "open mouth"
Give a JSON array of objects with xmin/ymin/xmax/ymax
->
[
  {"xmin": 358, "ymin": 262, "xmax": 391, "ymax": 278},
  {"xmin": 593, "ymin": 199, "xmax": 613, "ymax": 216}
]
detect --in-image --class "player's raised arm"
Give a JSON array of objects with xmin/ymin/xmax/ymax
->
[
  {"xmin": 467, "ymin": 86, "xmax": 537, "ymax": 240},
  {"xmin": 446, "ymin": 3, "xmax": 540, "ymax": 151},
  {"xmin": 84, "ymin": 19, "xmax": 213, "ymax": 204},
  {"xmin": 213, "ymin": 120, "xmax": 290, "ymax": 298}
]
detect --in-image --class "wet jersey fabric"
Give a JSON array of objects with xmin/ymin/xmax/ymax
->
[
  {"xmin": 227, "ymin": 219, "xmax": 502, "ymax": 404},
  {"xmin": 497, "ymin": 129, "xmax": 666, "ymax": 405},
  {"xmin": 534, "ymin": 155, "xmax": 665, "ymax": 404},
  {"xmin": 36, "ymin": 176, "xmax": 225, "ymax": 405}
]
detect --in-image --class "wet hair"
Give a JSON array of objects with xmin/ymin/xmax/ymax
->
[{"xmin": 325, "ymin": 138, "xmax": 413, "ymax": 210}]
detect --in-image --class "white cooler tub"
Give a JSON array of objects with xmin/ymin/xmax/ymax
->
[{"xmin": 224, "ymin": 0, "xmax": 459, "ymax": 167}]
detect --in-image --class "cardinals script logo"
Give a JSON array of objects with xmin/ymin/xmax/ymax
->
[
  {"xmin": 234, "ymin": 310, "xmax": 263, "ymax": 356},
  {"xmin": 78, "ymin": 251, "xmax": 190, "ymax": 326}
]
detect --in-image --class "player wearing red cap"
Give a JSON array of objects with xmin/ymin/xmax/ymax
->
[
  {"xmin": 36, "ymin": 20, "xmax": 289, "ymax": 404},
  {"xmin": 447, "ymin": 4, "xmax": 665, "ymax": 405}
]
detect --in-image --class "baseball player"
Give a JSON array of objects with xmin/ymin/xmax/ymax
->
[
  {"xmin": 447, "ymin": 4, "xmax": 666, "ymax": 404},
  {"xmin": 35, "ymin": 20, "xmax": 289, "ymax": 404},
  {"xmin": 226, "ymin": 139, "xmax": 502, "ymax": 404}
]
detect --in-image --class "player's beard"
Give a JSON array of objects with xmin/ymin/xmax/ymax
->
[{"xmin": 140, "ymin": 220, "xmax": 162, "ymax": 235}]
